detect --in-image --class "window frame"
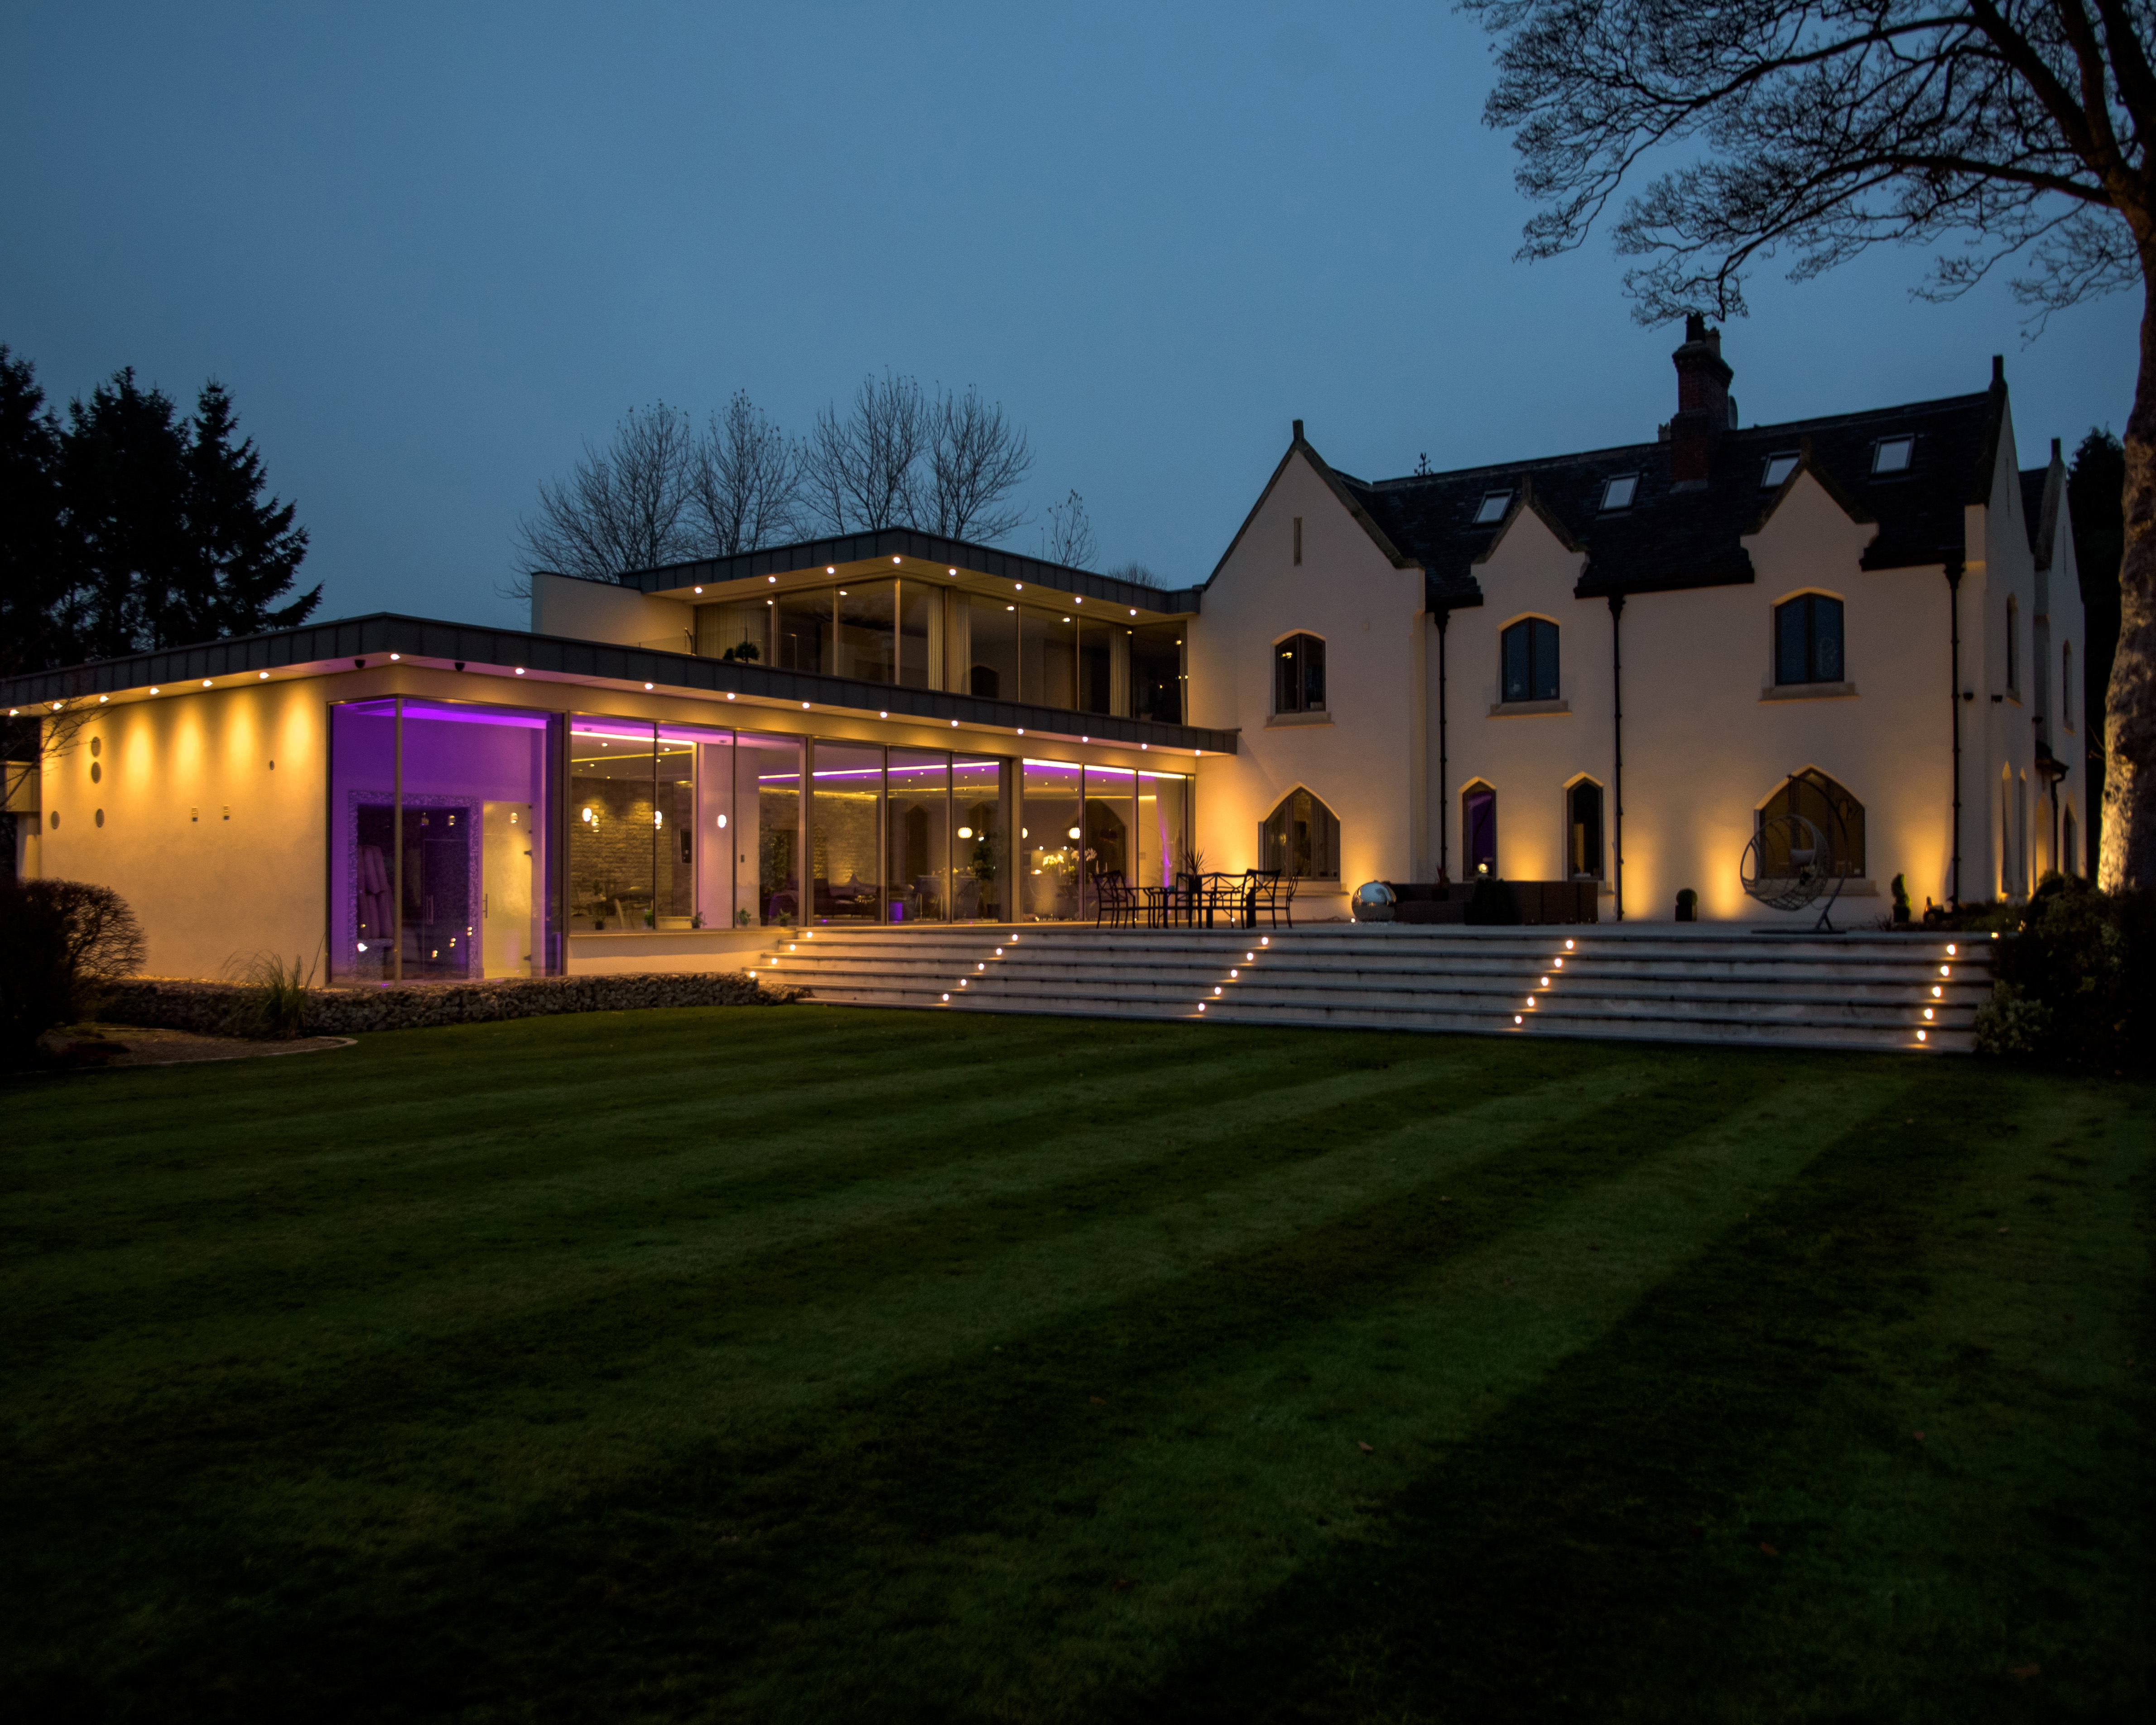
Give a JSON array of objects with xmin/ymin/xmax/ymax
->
[
  {"xmin": 1260, "ymin": 786, "xmax": 1342, "ymax": 881},
  {"xmin": 1474, "ymin": 489, "xmax": 1512, "ymax": 525},
  {"xmin": 1773, "ymin": 593, "xmax": 1845, "ymax": 687},
  {"xmin": 1499, "ymin": 617, "xmax": 1560, "ymax": 705},
  {"xmin": 1273, "ymin": 631, "xmax": 1327, "ymax": 715},
  {"xmin": 1759, "ymin": 451, "xmax": 1800, "ymax": 489},
  {"xmin": 1599, "ymin": 472, "xmax": 1639, "ymax": 512},
  {"xmin": 1871, "ymin": 435, "xmax": 1914, "ymax": 476}
]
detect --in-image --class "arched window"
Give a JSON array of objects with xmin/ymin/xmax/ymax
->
[
  {"xmin": 1567, "ymin": 780, "xmax": 1604, "ymax": 880},
  {"xmin": 1758, "ymin": 769, "xmax": 1864, "ymax": 877},
  {"xmin": 1463, "ymin": 781, "xmax": 1498, "ymax": 876},
  {"xmin": 1500, "ymin": 619, "xmax": 1559, "ymax": 703},
  {"xmin": 1775, "ymin": 594, "xmax": 1844, "ymax": 685},
  {"xmin": 1261, "ymin": 788, "xmax": 1340, "ymax": 878},
  {"xmin": 1275, "ymin": 633, "xmax": 1326, "ymax": 713}
]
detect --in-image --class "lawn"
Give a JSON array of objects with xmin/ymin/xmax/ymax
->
[{"xmin": 2, "ymin": 1007, "xmax": 2149, "ymax": 1721}]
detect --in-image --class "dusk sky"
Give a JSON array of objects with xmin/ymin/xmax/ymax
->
[{"xmin": 4, "ymin": 1, "xmax": 2135, "ymax": 630}]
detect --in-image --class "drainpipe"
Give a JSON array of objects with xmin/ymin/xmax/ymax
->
[
  {"xmin": 1946, "ymin": 558, "xmax": 1964, "ymax": 906},
  {"xmin": 1435, "ymin": 607, "xmax": 1451, "ymax": 880},
  {"xmin": 1608, "ymin": 591, "xmax": 1626, "ymax": 921}
]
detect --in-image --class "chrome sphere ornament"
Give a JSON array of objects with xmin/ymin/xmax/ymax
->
[{"xmin": 1351, "ymin": 881, "xmax": 1397, "ymax": 922}]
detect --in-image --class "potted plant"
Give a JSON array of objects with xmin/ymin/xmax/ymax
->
[
  {"xmin": 1675, "ymin": 887, "xmax": 1698, "ymax": 922},
  {"xmin": 1891, "ymin": 873, "xmax": 1911, "ymax": 925}
]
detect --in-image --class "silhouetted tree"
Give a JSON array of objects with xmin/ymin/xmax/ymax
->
[
  {"xmin": 1468, "ymin": 0, "xmax": 2156, "ymax": 889},
  {"xmin": 923, "ymin": 385, "xmax": 1033, "ymax": 541},
  {"xmin": 688, "ymin": 390, "xmax": 801, "ymax": 556},
  {"xmin": 1042, "ymin": 489, "xmax": 1096, "ymax": 568},
  {"xmin": 513, "ymin": 402, "xmax": 698, "ymax": 589},
  {"xmin": 0, "ymin": 347, "xmax": 65, "ymax": 679},
  {"xmin": 802, "ymin": 372, "xmax": 930, "ymax": 533}
]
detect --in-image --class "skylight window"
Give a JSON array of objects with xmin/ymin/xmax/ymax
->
[
  {"xmin": 1872, "ymin": 435, "xmax": 1914, "ymax": 474},
  {"xmin": 1600, "ymin": 473, "xmax": 1638, "ymax": 511},
  {"xmin": 1474, "ymin": 490, "xmax": 1512, "ymax": 525},
  {"xmin": 1761, "ymin": 452, "xmax": 1800, "ymax": 489}
]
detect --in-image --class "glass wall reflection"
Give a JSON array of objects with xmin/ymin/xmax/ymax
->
[
  {"xmin": 328, "ymin": 699, "xmax": 557, "ymax": 984},
  {"xmin": 1083, "ymin": 766, "xmax": 1135, "ymax": 911},
  {"xmin": 1021, "ymin": 759, "xmax": 1083, "ymax": 921},
  {"xmin": 742, "ymin": 733, "xmax": 802, "ymax": 926},
  {"xmin": 953, "ymin": 756, "xmax": 1007, "ymax": 921},
  {"xmin": 810, "ymin": 741, "xmax": 883, "ymax": 923},
  {"xmin": 886, "ymin": 749, "xmax": 949, "ymax": 923},
  {"xmin": 1136, "ymin": 772, "xmax": 1189, "ymax": 897}
]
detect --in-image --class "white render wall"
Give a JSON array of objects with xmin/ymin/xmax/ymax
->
[
  {"xmin": 1187, "ymin": 450, "xmax": 1427, "ymax": 919},
  {"xmin": 1199, "ymin": 399, "xmax": 2079, "ymax": 920}
]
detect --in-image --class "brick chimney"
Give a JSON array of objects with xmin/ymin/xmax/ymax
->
[{"xmin": 1668, "ymin": 313, "xmax": 1733, "ymax": 485}]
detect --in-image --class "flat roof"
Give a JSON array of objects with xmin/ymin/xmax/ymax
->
[
  {"xmin": 590, "ymin": 526, "xmax": 1203, "ymax": 616},
  {"xmin": 2, "ymin": 612, "xmax": 1239, "ymax": 756}
]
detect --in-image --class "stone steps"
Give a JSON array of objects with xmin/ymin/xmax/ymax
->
[{"xmin": 745, "ymin": 925, "xmax": 1991, "ymax": 1053}]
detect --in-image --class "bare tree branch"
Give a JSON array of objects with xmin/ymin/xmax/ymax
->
[
  {"xmin": 1041, "ymin": 490, "xmax": 1097, "ymax": 568},
  {"xmin": 507, "ymin": 402, "xmax": 698, "ymax": 597},
  {"xmin": 800, "ymin": 372, "xmax": 930, "ymax": 533},
  {"xmin": 687, "ymin": 391, "xmax": 801, "ymax": 556},
  {"xmin": 924, "ymin": 385, "xmax": 1034, "ymax": 541}
]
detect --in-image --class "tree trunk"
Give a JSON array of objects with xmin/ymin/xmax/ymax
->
[{"xmin": 2100, "ymin": 276, "xmax": 2156, "ymax": 891}]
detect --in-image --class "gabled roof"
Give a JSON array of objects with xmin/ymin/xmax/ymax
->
[
  {"xmin": 1336, "ymin": 374, "xmax": 2003, "ymax": 611},
  {"xmin": 1204, "ymin": 425, "xmax": 1420, "ymax": 585},
  {"xmin": 2020, "ymin": 441, "xmax": 2065, "ymax": 571}
]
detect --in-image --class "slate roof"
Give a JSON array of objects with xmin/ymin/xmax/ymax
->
[{"xmin": 1320, "ymin": 372, "xmax": 2005, "ymax": 612}]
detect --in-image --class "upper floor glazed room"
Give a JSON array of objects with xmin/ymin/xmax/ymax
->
[{"xmin": 532, "ymin": 528, "xmax": 1203, "ymax": 729}]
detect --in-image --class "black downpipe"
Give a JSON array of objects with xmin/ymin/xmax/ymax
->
[
  {"xmin": 1435, "ymin": 607, "xmax": 1450, "ymax": 880},
  {"xmin": 1608, "ymin": 592, "xmax": 1626, "ymax": 921},
  {"xmin": 1947, "ymin": 560, "xmax": 1964, "ymax": 906}
]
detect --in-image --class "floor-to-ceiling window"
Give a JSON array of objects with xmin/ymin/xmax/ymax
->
[
  {"xmin": 953, "ymin": 755, "xmax": 1008, "ymax": 920},
  {"xmin": 1136, "ymin": 772, "xmax": 1188, "ymax": 895},
  {"xmin": 1083, "ymin": 766, "xmax": 1135, "ymax": 910},
  {"xmin": 742, "ymin": 734, "xmax": 802, "ymax": 926},
  {"xmin": 1021, "ymin": 759, "xmax": 1084, "ymax": 920},
  {"xmin": 886, "ymin": 749, "xmax": 949, "ymax": 923},
  {"xmin": 328, "ymin": 698, "xmax": 559, "ymax": 984},
  {"xmin": 810, "ymin": 741, "xmax": 884, "ymax": 922}
]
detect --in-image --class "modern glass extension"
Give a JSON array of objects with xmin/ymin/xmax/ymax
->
[
  {"xmin": 328, "ymin": 695, "xmax": 1190, "ymax": 977},
  {"xmin": 695, "ymin": 578, "xmax": 1188, "ymax": 723}
]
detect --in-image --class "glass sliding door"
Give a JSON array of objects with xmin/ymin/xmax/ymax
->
[
  {"xmin": 811, "ymin": 741, "xmax": 883, "ymax": 923},
  {"xmin": 1128, "ymin": 622, "xmax": 1185, "ymax": 723},
  {"xmin": 886, "ymin": 750, "xmax": 949, "ymax": 923},
  {"xmin": 964, "ymin": 594, "xmax": 1020, "ymax": 700},
  {"xmin": 740, "ymin": 733, "xmax": 802, "ymax": 927},
  {"xmin": 1021, "ymin": 759, "xmax": 1083, "ymax": 921},
  {"xmin": 835, "ymin": 580, "xmax": 896, "ymax": 683},
  {"xmin": 329, "ymin": 698, "xmax": 557, "ymax": 984},
  {"xmin": 1021, "ymin": 607, "xmax": 1078, "ymax": 708},
  {"xmin": 1082, "ymin": 766, "xmax": 1136, "ymax": 914},
  {"xmin": 898, "ymin": 583, "xmax": 938, "ymax": 688},
  {"xmin": 329, "ymin": 700, "xmax": 400, "ymax": 983},
  {"xmin": 775, "ymin": 589, "xmax": 832, "ymax": 673},
  {"xmin": 952, "ymin": 755, "xmax": 1008, "ymax": 921},
  {"xmin": 1078, "ymin": 617, "xmax": 1116, "ymax": 715},
  {"xmin": 1136, "ymin": 772, "xmax": 1188, "ymax": 897},
  {"xmin": 568, "ymin": 718, "xmax": 662, "ymax": 932}
]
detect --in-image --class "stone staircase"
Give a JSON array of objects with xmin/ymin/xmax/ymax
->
[{"xmin": 746, "ymin": 924, "xmax": 1994, "ymax": 1053}]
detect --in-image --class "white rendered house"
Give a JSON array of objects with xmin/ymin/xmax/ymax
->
[{"xmin": 1194, "ymin": 319, "xmax": 2084, "ymax": 922}]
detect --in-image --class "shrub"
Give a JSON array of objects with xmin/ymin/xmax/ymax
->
[
  {"xmin": 237, "ymin": 951, "xmax": 316, "ymax": 1039},
  {"xmin": 1977, "ymin": 876, "xmax": 2154, "ymax": 1068},
  {"xmin": 0, "ymin": 879, "xmax": 147, "ymax": 1066}
]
